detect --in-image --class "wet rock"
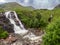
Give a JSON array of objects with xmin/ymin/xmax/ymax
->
[
  {"xmin": 0, "ymin": 33, "xmax": 43, "ymax": 45},
  {"xmin": 5, "ymin": 35, "xmax": 17, "ymax": 43},
  {"xmin": 10, "ymin": 12, "xmax": 16, "ymax": 19},
  {"xmin": 14, "ymin": 19, "xmax": 20, "ymax": 26},
  {"xmin": 11, "ymin": 14, "xmax": 16, "ymax": 19},
  {"xmin": 28, "ymin": 28, "xmax": 44, "ymax": 36},
  {"xmin": 8, "ymin": 12, "xmax": 16, "ymax": 19},
  {"xmin": 0, "ymin": 14, "xmax": 5, "ymax": 18},
  {"xmin": 3, "ymin": 24, "xmax": 14, "ymax": 33},
  {"xmin": 12, "ymin": 41, "xmax": 23, "ymax": 45},
  {"xmin": 0, "ymin": 21, "xmax": 4, "ymax": 26},
  {"xmin": 10, "ymin": 12, "xmax": 14, "ymax": 15},
  {"xmin": 3, "ymin": 18, "xmax": 10, "ymax": 24},
  {"xmin": 0, "ymin": 34, "xmax": 18, "ymax": 45},
  {"xmin": 0, "ymin": 15, "xmax": 6, "ymax": 21},
  {"xmin": 0, "ymin": 13, "xmax": 10, "ymax": 25}
]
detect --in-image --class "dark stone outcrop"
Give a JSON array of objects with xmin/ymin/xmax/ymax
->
[
  {"xmin": 10, "ymin": 12, "xmax": 16, "ymax": 19},
  {"xmin": 15, "ymin": 20, "xmax": 20, "ymax": 26},
  {"xmin": 0, "ymin": 13, "xmax": 14, "ymax": 33},
  {"xmin": 3, "ymin": 24, "xmax": 14, "ymax": 33}
]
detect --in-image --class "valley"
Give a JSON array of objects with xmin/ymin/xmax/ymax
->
[{"xmin": 0, "ymin": 2, "xmax": 60, "ymax": 45}]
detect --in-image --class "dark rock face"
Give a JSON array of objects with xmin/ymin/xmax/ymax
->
[
  {"xmin": 10, "ymin": 12, "xmax": 16, "ymax": 19},
  {"xmin": 3, "ymin": 24, "xmax": 14, "ymax": 33},
  {"xmin": 0, "ymin": 13, "xmax": 14, "ymax": 33},
  {"xmin": 15, "ymin": 20, "xmax": 20, "ymax": 26}
]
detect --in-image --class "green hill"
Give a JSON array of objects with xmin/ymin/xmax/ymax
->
[{"xmin": 0, "ymin": 2, "xmax": 34, "ymax": 11}]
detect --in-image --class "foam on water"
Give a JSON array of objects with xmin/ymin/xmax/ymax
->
[
  {"xmin": 5, "ymin": 11, "xmax": 43, "ymax": 42},
  {"xmin": 5, "ymin": 11, "xmax": 28, "ymax": 35}
]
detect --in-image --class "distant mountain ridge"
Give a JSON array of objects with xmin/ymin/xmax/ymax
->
[
  {"xmin": 0, "ymin": 2, "xmax": 60, "ymax": 11},
  {"xmin": 55, "ymin": 4, "xmax": 60, "ymax": 8},
  {"xmin": 0, "ymin": 2, "xmax": 34, "ymax": 11}
]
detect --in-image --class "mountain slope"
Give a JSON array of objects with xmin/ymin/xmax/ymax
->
[
  {"xmin": 55, "ymin": 4, "xmax": 60, "ymax": 8},
  {"xmin": 0, "ymin": 2, "xmax": 34, "ymax": 11}
]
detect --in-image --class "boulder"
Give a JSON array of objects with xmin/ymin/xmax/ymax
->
[
  {"xmin": 0, "ymin": 21, "xmax": 4, "ymax": 26},
  {"xmin": 0, "ymin": 34, "xmax": 18, "ymax": 45},
  {"xmin": 14, "ymin": 19, "xmax": 20, "ymax": 26},
  {"xmin": 5, "ymin": 35, "xmax": 17, "ymax": 43},
  {"xmin": 0, "ymin": 14, "xmax": 6, "ymax": 19},
  {"xmin": 10, "ymin": 12, "xmax": 16, "ymax": 19},
  {"xmin": 3, "ymin": 24, "xmax": 14, "ymax": 33},
  {"xmin": 0, "ymin": 13, "xmax": 14, "ymax": 33}
]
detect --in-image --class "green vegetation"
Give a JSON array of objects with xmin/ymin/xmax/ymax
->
[
  {"xmin": 14, "ymin": 8, "xmax": 60, "ymax": 29},
  {"xmin": 0, "ymin": 3, "xmax": 60, "ymax": 43},
  {"xmin": 0, "ymin": 26, "xmax": 8, "ymax": 39},
  {"xmin": 0, "ymin": 8, "xmax": 4, "ymax": 12},
  {"xmin": 15, "ymin": 10, "xmax": 48, "ymax": 28},
  {"xmin": 0, "ymin": 2, "xmax": 60, "ymax": 29},
  {"xmin": 0, "ymin": 2, "xmax": 33, "ymax": 11},
  {"xmin": 42, "ymin": 17, "xmax": 60, "ymax": 45}
]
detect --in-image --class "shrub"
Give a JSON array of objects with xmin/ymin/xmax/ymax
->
[
  {"xmin": 42, "ymin": 17, "xmax": 60, "ymax": 45},
  {"xmin": 15, "ymin": 10, "xmax": 48, "ymax": 28},
  {"xmin": 0, "ymin": 8, "xmax": 4, "ymax": 13},
  {"xmin": 0, "ymin": 26, "xmax": 8, "ymax": 39},
  {"xmin": 39, "ymin": 19, "xmax": 48, "ymax": 28}
]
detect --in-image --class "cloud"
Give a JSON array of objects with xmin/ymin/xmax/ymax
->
[
  {"xmin": 0, "ymin": 0, "xmax": 60, "ymax": 10},
  {"xmin": 0, "ymin": 0, "xmax": 6, "ymax": 2},
  {"xmin": 18, "ymin": 0, "xmax": 60, "ymax": 10},
  {"xmin": 0, "ymin": 0, "xmax": 6, "ymax": 4},
  {"xmin": 5, "ymin": 0, "xmax": 16, "ymax": 2}
]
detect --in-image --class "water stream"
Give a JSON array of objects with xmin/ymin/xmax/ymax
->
[{"xmin": 5, "ymin": 11, "xmax": 42, "ymax": 43}]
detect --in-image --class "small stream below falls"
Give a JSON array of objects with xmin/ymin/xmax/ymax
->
[{"xmin": 5, "ymin": 11, "xmax": 43, "ymax": 45}]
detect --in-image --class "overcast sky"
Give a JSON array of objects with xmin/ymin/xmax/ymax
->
[{"xmin": 0, "ymin": 0, "xmax": 60, "ymax": 10}]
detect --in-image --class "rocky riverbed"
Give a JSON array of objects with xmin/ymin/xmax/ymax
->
[{"xmin": 0, "ymin": 29, "xmax": 44, "ymax": 45}]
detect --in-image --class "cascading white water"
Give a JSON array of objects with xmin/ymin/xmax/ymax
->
[
  {"xmin": 5, "ymin": 11, "xmax": 28, "ymax": 35},
  {"xmin": 5, "ymin": 11, "xmax": 42, "ymax": 42}
]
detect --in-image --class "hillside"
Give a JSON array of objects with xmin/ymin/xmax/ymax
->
[
  {"xmin": 0, "ymin": 2, "xmax": 34, "ymax": 11},
  {"xmin": 0, "ymin": 2, "xmax": 60, "ymax": 28},
  {"xmin": 55, "ymin": 4, "xmax": 60, "ymax": 8}
]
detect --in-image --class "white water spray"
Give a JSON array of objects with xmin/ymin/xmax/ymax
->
[
  {"xmin": 5, "ymin": 11, "xmax": 42, "ymax": 42},
  {"xmin": 5, "ymin": 11, "xmax": 28, "ymax": 35}
]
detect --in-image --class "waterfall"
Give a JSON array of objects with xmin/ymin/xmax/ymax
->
[
  {"xmin": 5, "ymin": 11, "xmax": 42, "ymax": 42},
  {"xmin": 5, "ymin": 11, "xmax": 28, "ymax": 35}
]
